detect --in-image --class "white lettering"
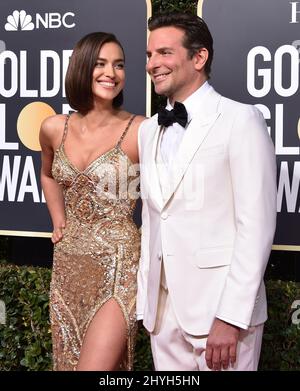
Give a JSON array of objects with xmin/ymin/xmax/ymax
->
[
  {"xmin": 41, "ymin": 190, "xmax": 46, "ymax": 203},
  {"xmin": 247, "ymin": 45, "xmax": 299, "ymax": 98},
  {"xmin": 0, "ymin": 51, "xmax": 18, "ymax": 98},
  {"xmin": 40, "ymin": 50, "xmax": 60, "ymax": 97},
  {"xmin": 62, "ymin": 103, "xmax": 73, "ymax": 114},
  {"xmin": 290, "ymin": 2, "xmax": 300, "ymax": 23},
  {"xmin": 17, "ymin": 156, "xmax": 40, "ymax": 202},
  {"xmin": 0, "ymin": 155, "xmax": 21, "ymax": 201},
  {"xmin": 62, "ymin": 12, "xmax": 75, "ymax": 28},
  {"xmin": 20, "ymin": 51, "xmax": 38, "ymax": 97},
  {"xmin": 274, "ymin": 45, "xmax": 299, "ymax": 97},
  {"xmin": 0, "ymin": 104, "xmax": 19, "ymax": 150},
  {"xmin": 275, "ymin": 104, "xmax": 300, "ymax": 155},
  {"xmin": 0, "ymin": 50, "xmax": 71, "ymax": 98},
  {"xmin": 49, "ymin": 13, "xmax": 62, "ymax": 29},
  {"xmin": 277, "ymin": 161, "xmax": 300, "ymax": 212},
  {"xmin": 62, "ymin": 50, "xmax": 73, "ymax": 97},
  {"xmin": 35, "ymin": 13, "xmax": 48, "ymax": 29},
  {"xmin": 247, "ymin": 46, "xmax": 271, "ymax": 98},
  {"xmin": 36, "ymin": 12, "xmax": 75, "ymax": 29}
]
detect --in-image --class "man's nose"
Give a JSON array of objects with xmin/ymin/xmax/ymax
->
[{"xmin": 146, "ymin": 55, "xmax": 159, "ymax": 73}]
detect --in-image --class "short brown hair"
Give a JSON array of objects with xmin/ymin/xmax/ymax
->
[
  {"xmin": 148, "ymin": 12, "xmax": 213, "ymax": 78},
  {"xmin": 65, "ymin": 32, "xmax": 125, "ymax": 115}
]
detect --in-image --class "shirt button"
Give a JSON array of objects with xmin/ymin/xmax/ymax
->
[{"xmin": 161, "ymin": 212, "xmax": 168, "ymax": 220}]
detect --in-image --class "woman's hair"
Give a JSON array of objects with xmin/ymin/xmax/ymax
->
[
  {"xmin": 148, "ymin": 12, "xmax": 214, "ymax": 78},
  {"xmin": 65, "ymin": 32, "xmax": 124, "ymax": 115}
]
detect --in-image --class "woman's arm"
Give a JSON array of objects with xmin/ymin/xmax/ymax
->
[{"xmin": 39, "ymin": 117, "xmax": 66, "ymax": 244}]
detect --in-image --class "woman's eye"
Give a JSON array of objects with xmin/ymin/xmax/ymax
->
[
  {"xmin": 115, "ymin": 63, "xmax": 124, "ymax": 69},
  {"xmin": 95, "ymin": 62, "xmax": 105, "ymax": 68}
]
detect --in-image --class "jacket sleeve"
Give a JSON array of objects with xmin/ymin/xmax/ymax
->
[{"xmin": 216, "ymin": 105, "xmax": 277, "ymax": 326}]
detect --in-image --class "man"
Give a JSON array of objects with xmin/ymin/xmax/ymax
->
[{"xmin": 136, "ymin": 12, "xmax": 277, "ymax": 371}]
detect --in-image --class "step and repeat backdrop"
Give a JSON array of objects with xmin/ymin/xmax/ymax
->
[
  {"xmin": 199, "ymin": 0, "xmax": 300, "ymax": 250},
  {"xmin": 0, "ymin": 0, "xmax": 149, "ymax": 236},
  {"xmin": 0, "ymin": 0, "xmax": 299, "ymax": 251}
]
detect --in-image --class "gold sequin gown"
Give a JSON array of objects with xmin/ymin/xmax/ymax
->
[{"xmin": 50, "ymin": 115, "xmax": 140, "ymax": 371}]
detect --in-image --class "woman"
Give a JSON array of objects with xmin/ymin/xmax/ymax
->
[{"xmin": 40, "ymin": 32, "xmax": 144, "ymax": 371}]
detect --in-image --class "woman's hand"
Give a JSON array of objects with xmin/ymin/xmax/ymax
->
[{"xmin": 52, "ymin": 224, "xmax": 65, "ymax": 244}]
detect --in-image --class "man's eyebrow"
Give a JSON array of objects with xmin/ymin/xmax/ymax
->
[
  {"xmin": 157, "ymin": 47, "xmax": 173, "ymax": 52},
  {"xmin": 146, "ymin": 47, "xmax": 173, "ymax": 56}
]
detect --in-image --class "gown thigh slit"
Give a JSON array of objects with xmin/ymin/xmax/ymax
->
[{"xmin": 82, "ymin": 296, "xmax": 137, "ymax": 370}]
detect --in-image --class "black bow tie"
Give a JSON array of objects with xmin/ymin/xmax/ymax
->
[{"xmin": 158, "ymin": 101, "xmax": 188, "ymax": 128}]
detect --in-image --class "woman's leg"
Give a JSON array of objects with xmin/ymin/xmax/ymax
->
[{"xmin": 76, "ymin": 298, "xmax": 127, "ymax": 371}]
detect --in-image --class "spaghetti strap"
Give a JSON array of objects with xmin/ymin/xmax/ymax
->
[
  {"xmin": 116, "ymin": 115, "xmax": 136, "ymax": 147},
  {"xmin": 60, "ymin": 114, "xmax": 71, "ymax": 147}
]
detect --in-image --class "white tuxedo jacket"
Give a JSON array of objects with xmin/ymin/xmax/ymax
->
[{"xmin": 137, "ymin": 87, "xmax": 277, "ymax": 335}]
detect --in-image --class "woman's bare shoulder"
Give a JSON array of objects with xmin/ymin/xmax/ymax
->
[
  {"xmin": 133, "ymin": 114, "xmax": 147, "ymax": 125},
  {"xmin": 40, "ymin": 114, "xmax": 67, "ymax": 134},
  {"xmin": 122, "ymin": 112, "xmax": 146, "ymax": 129},
  {"xmin": 39, "ymin": 114, "xmax": 70, "ymax": 148}
]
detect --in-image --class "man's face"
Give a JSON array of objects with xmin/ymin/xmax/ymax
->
[{"xmin": 146, "ymin": 26, "xmax": 203, "ymax": 103}]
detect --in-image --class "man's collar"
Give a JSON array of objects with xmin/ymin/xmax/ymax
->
[{"xmin": 166, "ymin": 81, "xmax": 212, "ymax": 123}]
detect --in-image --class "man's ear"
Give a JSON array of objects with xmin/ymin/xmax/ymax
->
[{"xmin": 193, "ymin": 47, "xmax": 209, "ymax": 71}]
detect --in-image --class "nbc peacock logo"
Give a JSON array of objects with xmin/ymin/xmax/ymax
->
[{"xmin": 5, "ymin": 10, "xmax": 34, "ymax": 31}]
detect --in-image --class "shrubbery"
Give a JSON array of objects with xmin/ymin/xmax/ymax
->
[
  {"xmin": 0, "ymin": 264, "xmax": 153, "ymax": 371},
  {"xmin": 260, "ymin": 280, "xmax": 300, "ymax": 370},
  {"xmin": 0, "ymin": 263, "xmax": 299, "ymax": 370},
  {"xmin": 0, "ymin": 264, "xmax": 52, "ymax": 370}
]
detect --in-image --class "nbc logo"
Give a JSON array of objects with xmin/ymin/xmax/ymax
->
[
  {"xmin": 5, "ymin": 10, "xmax": 34, "ymax": 31},
  {"xmin": 4, "ymin": 10, "xmax": 75, "ymax": 30}
]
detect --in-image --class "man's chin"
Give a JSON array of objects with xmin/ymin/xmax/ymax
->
[{"xmin": 154, "ymin": 86, "xmax": 168, "ymax": 97}]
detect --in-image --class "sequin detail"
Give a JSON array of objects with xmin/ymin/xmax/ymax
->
[{"xmin": 50, "ymin": 115, "xmax": 140, "ymax": 370}]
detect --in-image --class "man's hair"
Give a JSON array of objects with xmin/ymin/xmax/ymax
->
[
  {"xmin": 65, "ymin": 32, "xmax": 124, "ymax": 115},
  {"xmin": 148, "ymin": 12, "xmax": 213, "ymax": 78}
]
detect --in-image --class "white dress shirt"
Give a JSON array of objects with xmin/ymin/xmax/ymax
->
[{"xmin": 160, "ymin": 81, "xmax": 212, "ymax": 168}]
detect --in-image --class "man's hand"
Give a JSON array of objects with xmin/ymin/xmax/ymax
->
[{"xmin": 205, "ymin": 318, "xmax": 240, "ymax": 371}]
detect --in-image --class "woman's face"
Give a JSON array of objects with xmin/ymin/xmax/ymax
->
[{"xmin": 92, "ymin": 41, "xmax": 125, "ymax": 103}]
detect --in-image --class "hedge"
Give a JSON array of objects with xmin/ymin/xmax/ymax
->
[
  {"xmin": 152, "ymin": 0, "xmax": 198, "ymax": 13},
  {"xmin": 0, "ymin": 263, "xmax": 300, "ymax": 371}
]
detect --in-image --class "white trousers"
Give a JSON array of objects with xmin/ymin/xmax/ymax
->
[{"xmin": 150, "ymin": 284, "xmax": 264, "ymax": 371}]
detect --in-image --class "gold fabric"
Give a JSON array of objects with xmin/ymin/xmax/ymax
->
[{"xmin": 50, "ymin": 115, "xmax": 140, "ymax": 370}]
